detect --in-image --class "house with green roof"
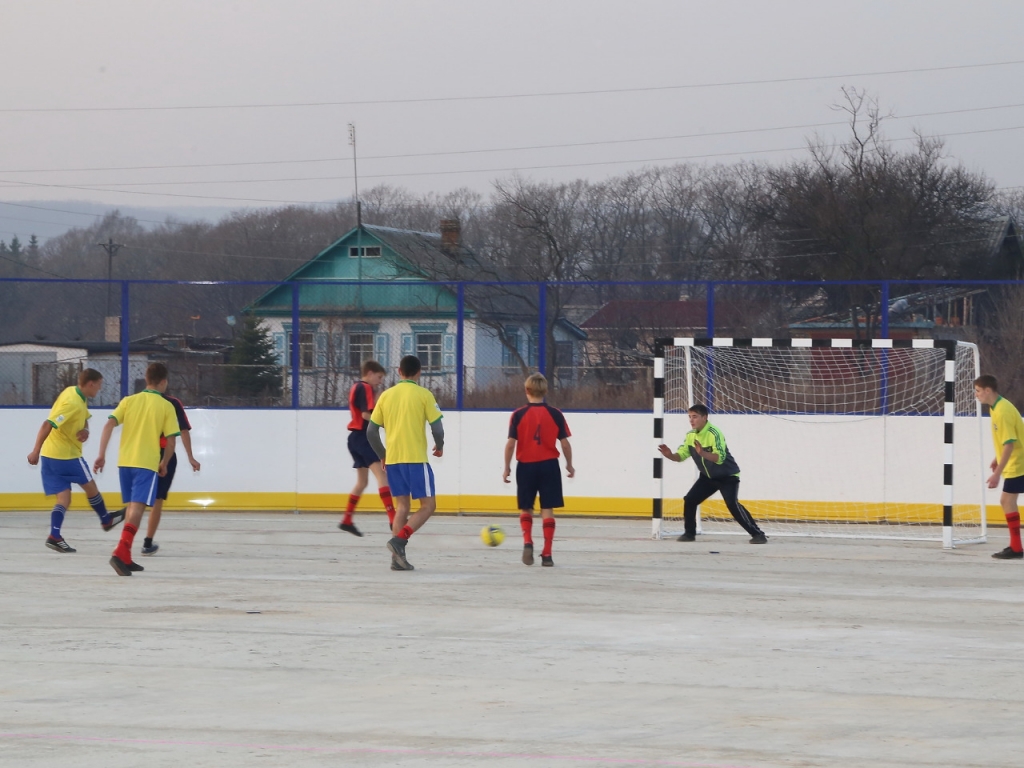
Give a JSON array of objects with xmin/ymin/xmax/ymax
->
[{"xmin": 247, "ymin": 220, "xmax": 586, "ymax": 406}]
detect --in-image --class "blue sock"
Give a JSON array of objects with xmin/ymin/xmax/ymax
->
[
  {"xmin": 50, "ymin": 504, "xmax": 67, "ymax": 539},
  {"xmin": 88, "ymin": 494, "xmax": 110, "ymax": 525}
]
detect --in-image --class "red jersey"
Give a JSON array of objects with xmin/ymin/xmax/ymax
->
[
  {"xmin": 159, "ymin": 394, "xmax": 191, "ymax": 449},
  {"xmin": 348, "ymin": 380, "xmax": 376, "ymax": 431},
  {"xmin": 508, "ymin": 402, "xmax": 570, "ymax": 463}
]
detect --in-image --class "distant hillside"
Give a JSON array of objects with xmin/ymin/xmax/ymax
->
[{"xmin": 0, "ymin": 199, "xmax": 243, "ymax": 243}]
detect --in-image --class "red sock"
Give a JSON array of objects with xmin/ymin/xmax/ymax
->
[
  {"xmin": 542, "ymin": 518, "xmax": 555, "ymax": 557},
  {"xmin": 398, "ymin": 525, "xmax": 413, "ymax": 540},
  {"xmin": 1008, "ymin": 511, "xmax": 1022, "ymax": 552},
  {"xmin": 113, "ymin": 523, "xmax": 138, "ymax": 563},
  {"xmin": 520, "ymin": 511, "xmax": 534, "ymax": 545},
  {"xmin": 379, "ymin": 487, "xmax": 396, "ymax": 527},
  {"xmin": 343, "ymin": 494, "xmax": 360, "ymax": 525}
]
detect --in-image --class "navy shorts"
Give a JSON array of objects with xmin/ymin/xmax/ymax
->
[
  {"xmin": 40, "ymin": 456, "xmax": 93, "ymax": 495},
  {"xmin": 155, "ymin": 452, "xmax": 178, "ymax": 501},
  {"xmin": 348, "ymin": 430, "xmax": 380, "ymax": 469},
  {"xmin": 1004, "ymin": 474, "xmax": 1024, "ymax": 494},
  {"xmin": 516, "ymin": 458, "xmax": 564, "ymax": 511}
]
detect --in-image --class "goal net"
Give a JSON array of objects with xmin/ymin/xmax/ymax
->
[{"xmin": 652, "ymin": 338, "xmax": 986, "ymax": 547}]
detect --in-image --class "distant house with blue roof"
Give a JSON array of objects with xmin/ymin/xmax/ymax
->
[{"xmin": 247, "ymin": 219, "xmax": 586, "ymax": 405}]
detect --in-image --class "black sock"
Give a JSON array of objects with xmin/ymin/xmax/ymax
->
[{"xmin": 144, "ymin": 538, "xmax": 153, "ymax": 547}]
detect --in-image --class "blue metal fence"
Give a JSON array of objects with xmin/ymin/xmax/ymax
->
[{"xmin": 0, "ymin": 277, "xmax": 1020, "ymax": 411}]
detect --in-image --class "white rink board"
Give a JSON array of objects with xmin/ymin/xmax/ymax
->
[{"xmin": 0, "ymin": 407, "xmax": 992, "ymax": 510}]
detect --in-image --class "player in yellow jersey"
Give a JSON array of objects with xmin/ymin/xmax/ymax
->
[
  {"xmin": 974, "ymin": 375, "xmax": 1024, "ymax": 559},
  {"xmin": 27, "ymin": 368, "xmax": 125, "ymax": 553},
  {"xmin": 93, "ymin": 363, "xmax": 180, "ymax": 575},
  {"xmin": 367, "ymin": 355, "xmax": 444, "ymax": 571}
]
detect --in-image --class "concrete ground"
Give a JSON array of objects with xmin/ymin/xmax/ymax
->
[{"xmin": 0, "ymin": 511, "xmax": 1021, "ymax": 768}]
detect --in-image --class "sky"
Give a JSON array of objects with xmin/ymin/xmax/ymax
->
[{"xmin": 4, "ymin": 0, "xmax": 1024, "ymax": 240}]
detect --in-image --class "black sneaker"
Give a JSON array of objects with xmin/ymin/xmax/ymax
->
[
  {"xmin": 991, "ymin": 547, "xmax": 1024, "ymax": 560},
  {"xmin": 109, "ymin": 555, "xmax": 133, "ymax": 576},
  {"xmin": 102, "ymin": 508, "xmax": 127, "ymax": 532},
  {"xmin": 387, "ymin": 536, "xmax": 413, "ymax": 570},
  {"xmin": 541, "ymin": 555, "xmax": 554, "ymax": 567},
  {"xmin": 522, "ymin": 543, "xmax": 534, "ymax": 565},
  {"xmin": 46, "ymin": 536, "xmax": 76, "ymax": 553},
  {"xmin": 127, "ymin": 561, "xmax": 145, "ymax": 572},
  {"xmin": 677, "ymin": 533, "xmax": 696, "ymax": 542},
  {"xmin": 750, "ymin": 533, "xmax": 768, "ymax": 544},
  {"xmin": 141, "ymin": 543, "xmax": 159, "ymax": 556},
  {"xmin": 339, "ymin": 522, "xmax": 363, "ymax": 537}
]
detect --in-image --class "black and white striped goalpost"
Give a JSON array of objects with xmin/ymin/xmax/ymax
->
[{"xmin": 652, "ymin": 337, "xmax": 960, "ymax": 548}]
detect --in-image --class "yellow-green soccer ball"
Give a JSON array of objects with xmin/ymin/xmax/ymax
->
[{"xmin": 480, "ymin": 525, "xmax": 505, "ymax": 547}]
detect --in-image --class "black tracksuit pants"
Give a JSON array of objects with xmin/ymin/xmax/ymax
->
[{"xmin": 683, "ymin": 475, "xmax": 763, "ymax": 537}]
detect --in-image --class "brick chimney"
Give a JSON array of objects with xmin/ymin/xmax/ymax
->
[{"xmin": 440, "ymin": 218, "xmax": 461, "ymax": 255}]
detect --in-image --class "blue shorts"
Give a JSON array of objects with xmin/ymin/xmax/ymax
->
[
  {"xmin": 40, "ymin": 456, "xmax": 94, "ymax": 496},
  {"xmin": 119, "ymin": 467, "xmax": 159, "ymax": 507},
  {"xmin": 1004, "ymin": 475, "xmax": 1024, "ymax": 494},
  {"xmin": 516, "ymin": 458, "xmax": 564, "ymax": 510},
  {"xmin": 386, "ymin": 463, "xmax": 436, "ymax": 500},
  {"xmin": 348, "ymin": 430, "xmax": 381, "ymax": 469}
]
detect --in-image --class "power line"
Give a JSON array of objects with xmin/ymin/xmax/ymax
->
[
  {"xmin": 6, "ymin": 100, "xmax": 1024, "ymax": 176},
  {"xmin": 4, "ymin": 59, "xmax": 1024, "ymax": 114},
  {"xmin": 4, "ymin": 122, "xmax": 1024, "ymax": 202}
]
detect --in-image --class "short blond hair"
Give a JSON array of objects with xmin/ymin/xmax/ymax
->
[{"xmin": 525, "ymin": 372, "xmax": 548, "ymax": 397}]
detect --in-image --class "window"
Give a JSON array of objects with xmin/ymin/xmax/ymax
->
[
  {"xmin": 285, "ymin": 328, "xmax": 316, "ymax": 368},
  {"xmin": 299, "ymin": 331, "xmax": 315, "ymax": 368},
  {"xmin": 416, "ymin": 332, "xmax": 443, "ymax": 372},
  {"xmin": 349, "ymin": 246, "xmax": 382, "ymax": 258},
  {"xmin": 348, "ymin": 332, "xmax": 375, "ymax": 371},
  {"xmin": 555, "ymin": 341, "xmax": 573, "ymax": 374}
]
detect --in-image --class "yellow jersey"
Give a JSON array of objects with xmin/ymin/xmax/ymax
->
[
  {"xmin": 109, "ymin": 390, "xmax": 180, "ymax": 471},
  {"xmin": 990, "ymin": 396, "xmax": 1024, "ymax": 479},
  {"xmin": 40, "ymin": 386, "xmax": 90, "ymax": 460},
  {"xmin": 369, "ymin": 379, "xmax": 442, "ymax": 464}
]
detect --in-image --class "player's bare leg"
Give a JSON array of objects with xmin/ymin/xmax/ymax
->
[
  {"xmin": 143, "ymin": 498, "xmax": 163, "ymax": 554},
  {"xmin": 520, "ymin": 510, "xmax": 534, "ymax": 565},
  {"xmin": 80, "ymin": 479, "xmax": 125, "ymax": 532},
  {"xmin": 110, "ymin": 501, "xmax": 147, "ymax": 575},
  {"xmin": 992, "ymin": 491, "xmax": 1023, "ymax": 559},
  {"xmin": 540, "ymin": 508, "xmax": 556, "ymax": 566},
  {"xmin": 340, "ymin": 467, "xmax": 369, "ymax": 536},
  {"xmin": 368, "ymin": 462, "xmax": 396, "ymax": 527},
  {"xmin": 387, "ymin": 495, "xmax": 435, "ymax": 570}
]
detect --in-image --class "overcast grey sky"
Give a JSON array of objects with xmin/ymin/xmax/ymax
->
[{"xmin": 4, "ymin": 0, "xmax": 1024, "ymax": 236}]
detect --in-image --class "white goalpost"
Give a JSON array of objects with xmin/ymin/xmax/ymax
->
[{"xmin": 652, "ymin": 338, "xmax": 987, "ymax": 548}]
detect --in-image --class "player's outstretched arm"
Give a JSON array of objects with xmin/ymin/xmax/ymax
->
[
  {"xmin": 181, "ymin": 430, "xmax": 201, "ymax": 471},
  {"xmin": 366, "ymin": 421, "xmax": 386, "ymax": 463},
  {"xmin": 159, "ymin": 435, "xmax": 177, "ymax": 477},
  {"xmin": 93, "ymin": 418, "xmax": 118, "ymax": 473},
  {"xmin": 430, "ymin": 418, "xmax": 444, "ymax": 457},
  {"xmin": 657, "ymin": 443, "xmax": 682, "ymax": 462},
  {"xmin": 27, "ymin": 421, "xmax": 54, "ymax": 465},
  {"xmin": 560, "ymin": 438, "xmax": 575, "ymax": 478},
  {"xmin": 988, "ymin": 442, "xmax": 1015, "ymax": 488},
  {"xmin": 503, "ymin": 438, "xmax": 516, "ymax": 483}
]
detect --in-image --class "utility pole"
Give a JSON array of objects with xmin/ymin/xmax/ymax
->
[
  {"xmin": 349, "ymin": 123, "xmax": 363, "ymax": 310},
  {"xmin": 96, "ymin": 238, "xmax": 124, "ymax": 317}
]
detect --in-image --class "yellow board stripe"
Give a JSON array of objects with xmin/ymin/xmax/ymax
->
[{"xmin": 0, "ymin": 493, "xmax": 1007, "ymax": 525}]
